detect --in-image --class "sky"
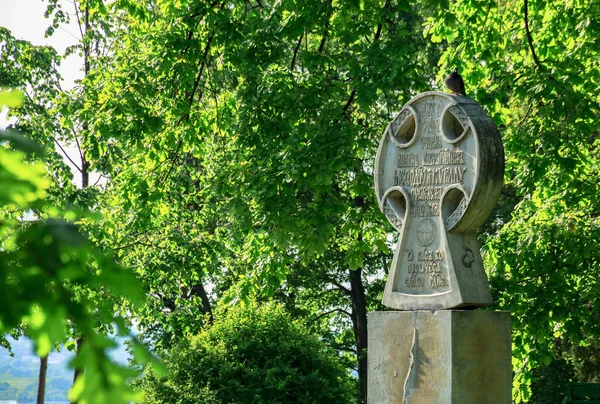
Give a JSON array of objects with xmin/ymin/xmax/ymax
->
[
  {"xmin": 0, "ymin": 0, "xmax": 83, "ymax": 88},
  {"xmin": 0, "ymin": 0, "xmax": 94, "ymax": 185}
]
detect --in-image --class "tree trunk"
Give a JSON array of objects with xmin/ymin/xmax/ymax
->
[
  {"xmin": 190, "ymin": 283, "xmax": 214, "ymax": 324},
  {"xmin": 70, "ymin": 337, "xmax": 84, "ymax": 404},
  {"xmin": 36, "ymin": 355, "xmax": 48, "ymax": 404},
  {"xmin": 349, "ymin": 266, "xmax": 368, "ymax": 403},
  {"xmin": 72, "ymin": 2, "xmax": 89, "ymax": 398}
]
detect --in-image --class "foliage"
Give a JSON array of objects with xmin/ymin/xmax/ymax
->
[
  {"xmin": 67, "ymin": 2, "xmax": 439, "ymax": 400},
  {"xmin": 266, "ymin": 231, "xmax": 390, "ymax": 370},
  {"xmin": 525, "ymin": 338, "xmax": 600, "ymax": 403},
  {"xmin": 423, "ymin": 0, "xmax": 600, "ymax": 400},
  {"xmin": 3, "ymin": 0, "xmax": 600, "ymax": 402},
  {"xmin": 555, "ymin": 338, "xmax": 600, "ymax": 384},
  {"xmin": 0, "ymin": 85, "xmax": 152, "ymax": 402},
  {"xmin": 528, "ymin": 357, "xmax": 574, "ymax": 403},
  {"xmin": 135, "ymin": 302, "xmax": 355, "ymax": 404}
]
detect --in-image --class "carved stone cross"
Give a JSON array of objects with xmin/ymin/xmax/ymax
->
[{"xmin": 374, "ymin": 92, "xmax": 504, "ymax": 310}]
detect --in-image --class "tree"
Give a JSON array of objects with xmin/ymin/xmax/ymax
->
[
  {"xmin": 73, "ymin": 2, "xmax": 436, "ymax": 401},
  {"xmin": 0, "ymin": 116, "xmax": 148, "ymax": 403},
  {"xmin": 3, "ymin": 0, "xmax": 151, "ymax": 400},
  {"xmin": 423, "ymin": 0, "xmax": 600, "ymax": 400},
  {"xmin": 0, "ymin": 36, "xmax": 156, "ymax": 404},
  {"xmin": 134, "ymin": 302, "xmax": 355, "ymax": 404},
  {"xmin": 36, "ymin": 355, "xmax": 48, "ymax": 404},
  {"xmin": 4, "ymin": 0, "xmax": 600, "ymax": 402}
]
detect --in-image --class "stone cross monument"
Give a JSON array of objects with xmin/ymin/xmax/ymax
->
[{"xmin": 368, "ymin": 92, "xmax": 511, "ymax": 403}]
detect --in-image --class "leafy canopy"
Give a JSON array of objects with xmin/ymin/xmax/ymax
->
[
  {"xmin": 135, "ymin": 302, "xmax": 355, "ymax": 404},
  {"xmin": 0, "ymin": 87, "xmax": 157, "ymax": 403}
]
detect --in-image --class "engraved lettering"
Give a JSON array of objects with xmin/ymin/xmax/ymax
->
[
  {"xmin": 396, "ymin": 153, "xmax": 419, "ymax": 167},
  {"xmin": 412, "ymin": 186, "xmax": 443, "ymax": 201},
  {"xmin": 393, "ymin": 166, "xmax": 467, "ymax": 187},
  {"xmin": 423, "ymin": 118, "xmax": 437, "ymax": 134},
  {"xmin": 423, "ymin": 149, "xmax": 464, "ymax": 166},
  {"xmin": 417, "ymin": 249, "xmax": 444, "ymax": 262},
  {"xmin": 411, "ymin": 202, "xmax": 440, "ymax": 218},
  {"xmin": 422, "ymin": 103, "xmax": 440, "ymax": 117},
  {"xmin": 421, "ymin": 136, "xmax": 442, "ymax": 149},
  {"xmin": 430, "ymin": 274, "xmax": 447, "ymax": 288},
  {"xmin": 407, "ymin": 262, "xmax": 441, "ymax": 274},
  {"xmin": 404, "ymin": 273, "xmax": 425, "ymax": 288}
]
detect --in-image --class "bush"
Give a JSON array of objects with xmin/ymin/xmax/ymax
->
[{"xmin": 135, "ymin": 303, "xmax": 355, "ymax": 403}]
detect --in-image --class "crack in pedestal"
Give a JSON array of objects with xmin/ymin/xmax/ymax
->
[{"xmin": 403, "ymin": 313, "xmax": 419, "ymax": 403}]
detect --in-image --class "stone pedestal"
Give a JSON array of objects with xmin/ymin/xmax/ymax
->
[{"xmin": 368, "ymin": 310, "xmax": 511, "ymax": 404}]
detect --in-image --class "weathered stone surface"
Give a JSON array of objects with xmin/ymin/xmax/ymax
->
[
  {"xmin": 374, "ymin": 91, "xmax": 504, "ymax": 310},
  {"xmin": 367, "ymin": 310, "xmax": 511, "ymax": 404}
]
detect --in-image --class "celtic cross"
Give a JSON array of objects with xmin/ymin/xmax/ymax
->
[{"xmin": 374, "ymin": 92, "xmax": 504, "ymax": 310}]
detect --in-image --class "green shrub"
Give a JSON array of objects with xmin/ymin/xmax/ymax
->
[{"xmin": 136, "ymin": 303, "xmax": 355, "ymax": 403}]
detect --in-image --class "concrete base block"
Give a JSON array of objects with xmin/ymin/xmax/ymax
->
[{"xmin": 367, "ymin": 310, "xmax": 511, "ymax": 404}]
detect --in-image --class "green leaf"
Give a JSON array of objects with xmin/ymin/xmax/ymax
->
[{"xmin": 0, "ymin": 88, "xmax": 24, "ymax": 108}]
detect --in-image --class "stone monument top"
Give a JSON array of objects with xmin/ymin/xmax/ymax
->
[{"xmin": 374, "ymin": 91, "xmax": 504, "ymax": 310}]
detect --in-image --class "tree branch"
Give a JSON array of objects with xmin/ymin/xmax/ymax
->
[
  {"xmin": 515, "ymin": 104, "xmax": 533, "ymax": 133},
  {"xmin": 340, "ymin": 17, "xmax": 383, "ymax": 116},
  {"xmin": 311, "ymin": 308, "xmax": 352, "ymax": 323},
  {"xmin": 189, "ymin": 283, "xmax": 214, "ymax": 324},
  {"xmin": 189, "ymin": 32, "xmax": 215, "ymax": 107},
  {"xmin": 92, "ymin": 173, "xmax": 108, "ymax": 187},
  {"xmin": 73, "ymin": 134, "xmax": 85, "ymax": 168},
  {"xmin": 374, "ymin": 23, "xmax": 382, "ymax": 41},
  {"xmin": 342, "ymin": 89, "xmax": 356, "ymax": 113},
  {"xmin": 290, "ymin": 33, "xmax": 303, "ymax": 72},
  {"xmin": 175, "ymin": 32, "xmax": 215, "ymax": 126},
  {"xmin": 318, "ymin": 28, "xmax": 327, "ymax": 53},
  {"xmin": 524, "ymin": 0, "xmax": 541, "ymax": 68},
  {"xmin": 73, "ymin": 0, "xmax": 85, "ymax": 42},
  {"xmin": 53, "ymin": 139, "xmax": 82, "ymax": 173},
  {"xmin": 112, "ymin": 238, "xmax": 154, "ymax": 251},
  {"xmin": 329, "ymin": 279, "xmax": 351, "ymax": 295},
  {"xmin": 160, "ymin": 140, "xmax": 183, "ymax": 186}
]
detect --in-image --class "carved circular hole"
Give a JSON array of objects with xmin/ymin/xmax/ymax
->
[
  {"xmin": 391, "ymin": 112, "xmax": 416, "ymax": 146},
  {"xmin": 386, "ymin": 189, "xmax": 407, "ymax": 219},
  {"xmin": 441, "ymin": 187, "xmax": 468, "ymax": 230},
  {"xmin": 441, "ymin": 110, "xmax": 465, "ymax": 142},
  {"xmin": 442, "ymin": 187, "xmax": 465, "ymax": 220}
]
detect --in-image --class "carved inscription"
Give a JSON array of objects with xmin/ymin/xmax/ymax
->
[
  {"xmin": 423, "ymin": 149, "xmax": 464, "ymax": 166},
  {"xmin": 376, "ymin": 92, "xmax": 503, "ymax": 309},
  {"xmin": 421, "ymin": 136, "xmax": 442, "ymax": 149},
  {"xmin": 397, "ymin": 154, "xmax": 420, "ymax": 167},
  {"xmin": 412, "ymin": 202, "xmax": 439, "ymax": 218},
  {"xmin": 422, "ymin": 103, "xmax": 441, "ymax": 134},
  {"xmin": 393, "ymin": 102, "xmax": 468, "ymax": 290},
  {"xmin": 412, "ymin": 187, "xmax": 443, "ymax": 201},
  {"xmin": 376, "ymin": 96, "xmax": 482, "ymax": 296},
  {"xmin": 393, "ymin": 166, "xmax": 466, "ymax": 187},
  {"xmin": 403, "ymin": 248, "xmax": 446, "ymax": 289}
]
